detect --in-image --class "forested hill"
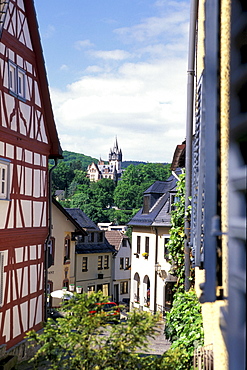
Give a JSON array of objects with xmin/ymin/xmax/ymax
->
[
  {"xmin": 61, "ymin": 150, "xmax": 168, "ymax": 169},
  {"xmin": 52, "ymin": 150, "xmax": 171, "ymax": 225}
]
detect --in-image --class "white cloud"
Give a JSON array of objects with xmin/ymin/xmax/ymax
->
[
  {"xmin": 74, "ymin": 39, "xmax": 94, "ymax": 50},
  {"xmin": 49, "ymin": 1, "xmax": 189, "ymax": 162},
  {"xmin": 114, "ymin": 5, "xmax": 189, "ymax": 44},
  {"xmin": 60, "ymin": 64, "xmax": 69, "ymax": 71},
  {"xmin": 43, "ymin": 24, "xmax": 55, "ymax": 39},
  {"xmin": 88, "ymin": 49, "xmax": 132, "ymax": 61}
]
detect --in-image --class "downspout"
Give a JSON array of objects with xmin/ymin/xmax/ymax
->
[
  {"xmin": 44, "ymin": 158, "xmax": 58, "ymax": 321},
  {"xmin": 184, "ymin": 0, "xmax": 198, "ymax": 291},
  {"xmin": 153, "ymin": 227, "xmax": 158, "ymax": 314}
]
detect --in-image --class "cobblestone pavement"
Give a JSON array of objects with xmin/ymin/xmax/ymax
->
[
  {"xmin": 144, "ymin": 321, "xmax": 170, "ymax": 356},
  {"xmin": 16, "ymin": 320, "xmax": 170, "ymax": 369}
]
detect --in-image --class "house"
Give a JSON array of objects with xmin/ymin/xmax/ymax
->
[
  {"xmin": 128, "ymin": 172, "xmax": 179, "ymax": 316},
  {"xmin": 0, "ymin": 0, "xmax": 62, "ymax": 359},
  {"xmin": 87, "ymin": 138, "xmax": 123, "ymax": 183},
  {"xmin": 185, "ymin": 0, "xmax": 246, "ymax": 369},
  {"xmin": 105, "ymin": 230, "xmax": 131, "ymax": 304},
  {"xmin": 50, "ymin": 200, "xmax": 115, "ymax": 303},
  {"xmin": 98, "ymin": 223, "xmax": 128, "ymax": 233},
  {"xmin": 54, "ymin": 189, "xmax": 65, "ymax": 201},
  {"xmin": 48, "ymin": 199, "xmax": 87, "ymax": 306}
]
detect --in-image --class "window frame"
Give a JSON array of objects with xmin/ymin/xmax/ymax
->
[
  {"xmin": 137, "ymin": 236, "xmax": 141, "ymax": 254},
  {"xmin": 98, "ymin": 256, "xmax": 103, "ymax": 270},
  {"xmin": 163, "ymin": 235, "xmax": 170, "ymax": 259},
  {"xmin": 145, "ymin": 237, "xmax": 149, "ymax": 254},
  {"xmin": 8, "ymin": 60, "xmax": 26, "ymax": 101},
  {"xmin": 104, "ymin": 255, "xmax": 109, "ymax": 269},
  {"xmin": 0, "ymin": 158, "xmax": 10, "ymax": 200},
  {"xmin": 120, "ymin": 281, "xmax": 128, "ymax": 295},
  {"xmin": 64, "ymin": 236, "xmax": 70, "ymax": 264},
  {"xmin": 82, "ymin": 256, "xmax": 88, "ymax": 272}
]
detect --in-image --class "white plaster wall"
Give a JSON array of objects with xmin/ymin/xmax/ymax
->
[{"xmin": 130, "ymin": 226, "xmax": 172, "ymax": 313}]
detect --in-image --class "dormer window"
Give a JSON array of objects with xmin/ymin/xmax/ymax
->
[
  {"xmin": 143, "ymin": 195, "xmax": 150, "ymax": 214},
  {"xmin": 170, "ymin": 193, "xmax": 179, "ymax": 212}
]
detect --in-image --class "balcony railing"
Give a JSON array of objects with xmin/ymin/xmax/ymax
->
[{"xmin": 193, "ymin": 344, "xmax": 214, "ymax": 370}]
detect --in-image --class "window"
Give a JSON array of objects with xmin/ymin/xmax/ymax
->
[
  {"xmin": 125, "ymin": 257, "xmax": 129, "ymax": 269},
  {"xmin": 98, "ymin": 256, "xmax": 103, "ymax": 270},
  {"xmin": 120, "ymin": 258, "xmax": 124, "ymax": 269},
  {"xmin": 0, "ymin": 1, "xmax": 9, "ymax": 37},
  {"xmin": 0, "ymin": 252, "xmax": 4, "ymax": 307},
  {"xmin": 8, "ymin": 61, "xmax": 26, "ymax": 100},
  {"xmin": 137, "ymin": 236, "xmax": 141, "ymax": 254},
  {"xmin": 104, "ymin": 255, "xmax": 109, "ymax": 269},
  {"xmin": 122, "ymin": 239, "xmax": 127, "ymax": 247},
  {"xmin": 64, "ymin": 237, "xmax": 70, "ymax": 264},
  {"xmin": 98, "ymin": 232, "xmax": 103, "ymax": 242},
  {"xmin": 170, "ymin": 193, "xmax": 179, "ymax": 212},
  {"xmin": 62, "ymin": 280, "xmax": 69, "ymax": 289},
  {"xmin": 0, "ymin": 159, "xmax": 10, "ymax": 200},
  {"xmin": 120, "ymin": 281, "xmax": 128, "ymax": 294},
  {"xmin": 82, "ymin": 257, "xmax": 88, "ymax": 272},
  {"xmin": 163, "ymin": 236, "xmax": 170, "ymax": 259},
  {"xmin": 48, "ymin": 237, "xmax": 55, "ymax": 267},
  {"xmin": 145, "ymin": 237, "xmax": 149, "ymax": 254}
]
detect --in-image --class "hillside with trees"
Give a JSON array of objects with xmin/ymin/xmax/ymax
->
[{"xmin": 51, "ymin": 152, "xmax": 171, "ymax": 225}]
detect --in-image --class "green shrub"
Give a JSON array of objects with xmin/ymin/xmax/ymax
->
[
  {"xmin": 164, "ymin": 290, "xmax": 204, "ymax": 366},
  {"xmin": 159, "ymin": 347, "xmax": 192, "ymax": 370}
]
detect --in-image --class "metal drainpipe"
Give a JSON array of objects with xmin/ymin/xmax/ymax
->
[
  {"xmin": 44, "ymin": 158, "xmax": 58, "ymax": 321},
  {"xmin": 184, "ymin": 0, "xmax": 198, "ymax": 292},
  {"xmin": 154, "ymin": 227, "xmax": 158, "ymax": 314}
]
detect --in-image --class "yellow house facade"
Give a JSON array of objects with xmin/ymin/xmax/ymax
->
[{"xmin": 188, "ymin": 0, "xmax": 246, "ymax": 369}]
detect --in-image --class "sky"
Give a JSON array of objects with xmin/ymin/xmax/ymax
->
[{"xmin": 34, "ymin": 0, "xmax": 190, "ymax": 163}]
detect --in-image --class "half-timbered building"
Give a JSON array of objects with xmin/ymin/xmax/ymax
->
[{"xmin": 0, "ymin": 0, "xmax": 62, "ymax": 356}]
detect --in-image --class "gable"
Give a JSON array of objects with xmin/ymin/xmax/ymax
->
[{"xmin": 0, "ymin": 0, "xmax": 62, "ymax": 158}]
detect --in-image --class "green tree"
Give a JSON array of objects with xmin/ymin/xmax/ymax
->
[
  {"xmin": 114, "ymin": 163, "xmax": 171, "ymax": 210},
  {"xmin": 27, "ymin": 292, "xmax": 162, "ymax": 370},
  {"xmin": 51, "ymin": 161, "xmax": 75, "ymax": 191}
]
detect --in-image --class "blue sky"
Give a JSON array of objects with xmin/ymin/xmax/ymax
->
[{"xmin": 34, "ymin": 0, "xmax": 190, "ymax": 163}]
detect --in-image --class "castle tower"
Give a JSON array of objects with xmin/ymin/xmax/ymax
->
[{"xmin": 109, "ymin": 137, "xmax": 122, "ymax": 171}]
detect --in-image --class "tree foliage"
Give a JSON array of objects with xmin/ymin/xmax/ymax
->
[
  {"xmin": 114, "ymin": 163, "xmax": 171, "ymax": 210},
  {"xmin": 27, "ymin": 292, "xmax": 163, "ymax": 370},
  {"xmin": 52, "ymin": 158, "xmax": 171, "ymax": 225}
]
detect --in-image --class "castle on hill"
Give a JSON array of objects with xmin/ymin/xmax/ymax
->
[{"xmin": 87, "ymin": 138, "xmax": 123, "ymax": 183}]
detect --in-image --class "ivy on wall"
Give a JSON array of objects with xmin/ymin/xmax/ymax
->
[
  {"xmin": 167, "ymin": 172, "xmax": 193, "ymax": 292},
  {"xmin": 165, "ymin": 171, "xmax": 204, "ymax": 368}
]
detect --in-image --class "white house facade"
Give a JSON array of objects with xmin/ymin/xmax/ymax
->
[
  {"xmin": 105, "ymin": 230, "xmax": 131, "ymax": 304},
  {"xmin": 128, "ymin": 173, "xmax": 179, "ymax": 316}
]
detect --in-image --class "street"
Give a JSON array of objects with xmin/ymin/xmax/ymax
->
[{"xmin": 17, "ymin": 319, "xmax": 170, "ymax": 369}]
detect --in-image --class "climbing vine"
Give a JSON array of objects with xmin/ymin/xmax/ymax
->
[
  {"xmin": 165, "ymin": 171, "xmax": 204, "ymax": 368},
  {"xmin": 167, "ymin": 172, "xmax": 193, "ymax": 292}
]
